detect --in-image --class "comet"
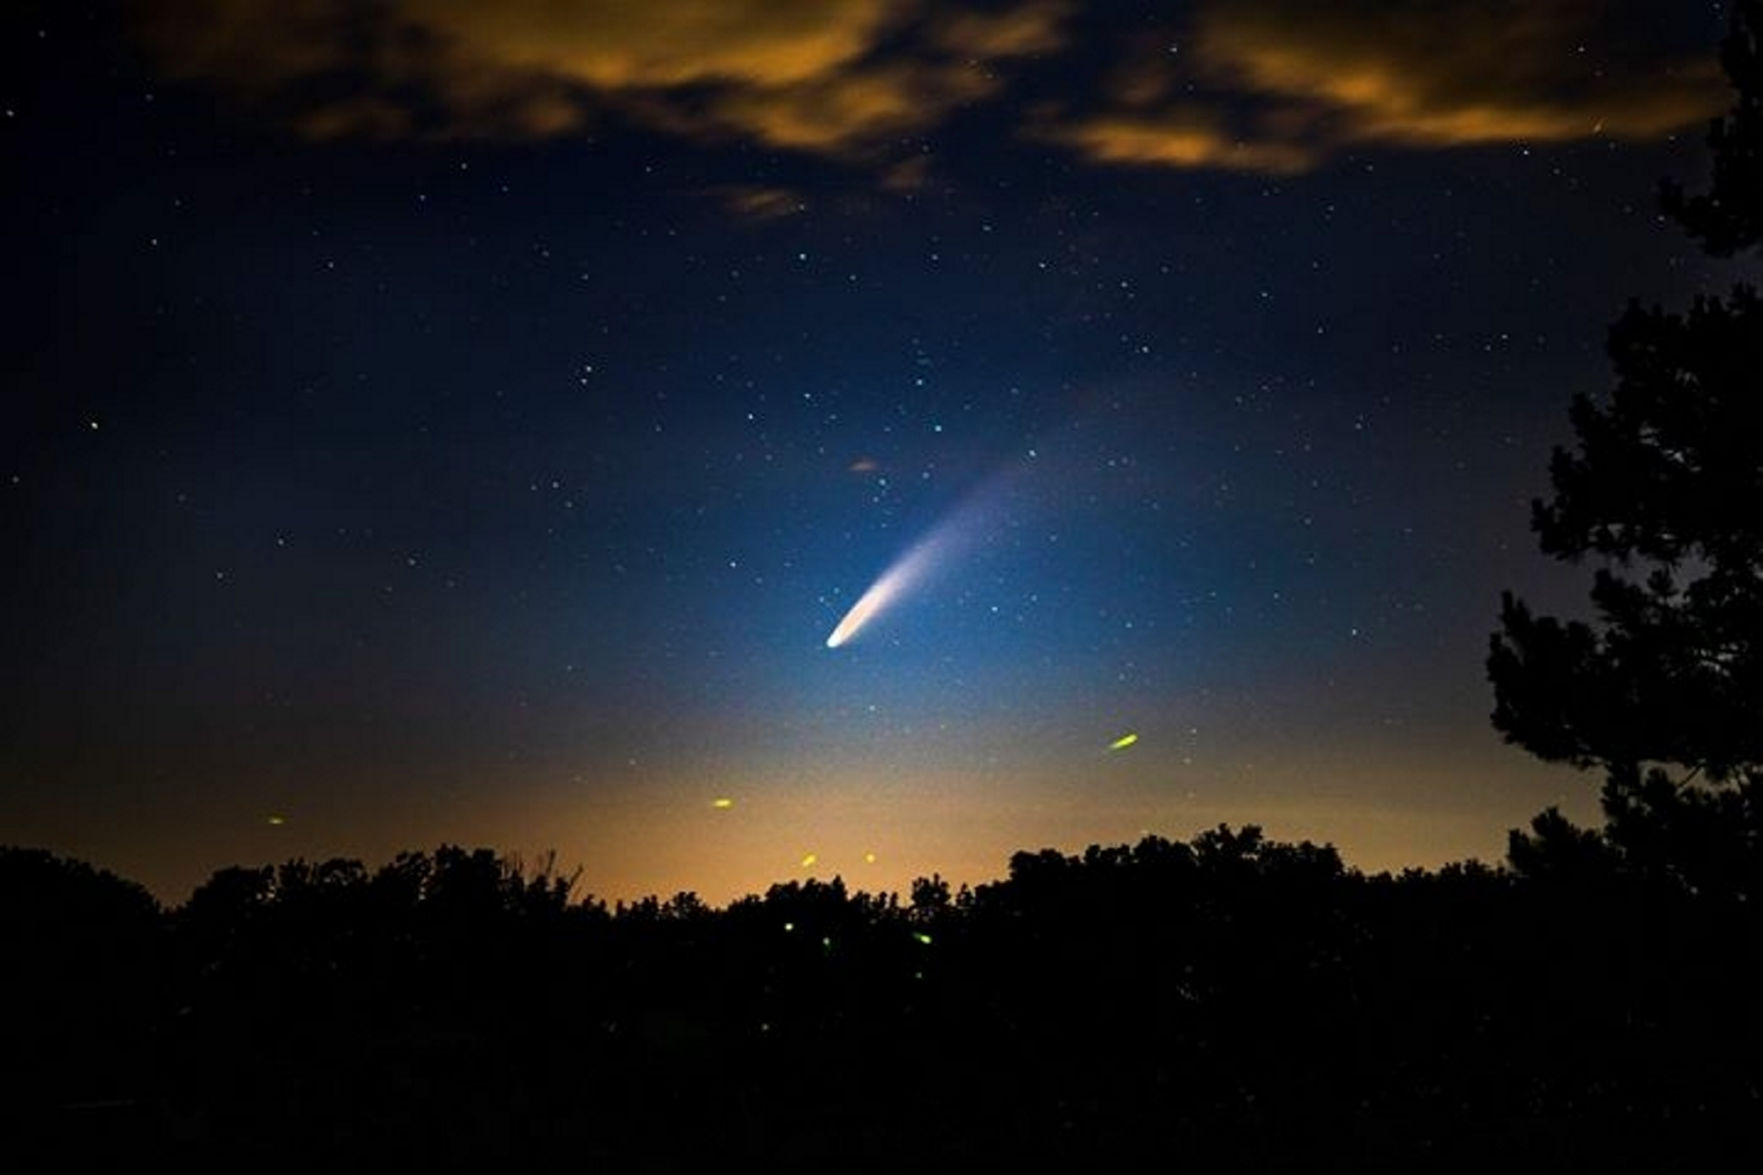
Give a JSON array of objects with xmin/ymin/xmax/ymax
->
[
  {"xmin": 825, "ymin": 537, "xmax": 944, "ymax": 648},
  {"xmin": 1108, "ymin": 732, "xmax": 1139, "ymax": 751},
  {"xmin": 824, "ymin": 478, "xmax": 1007, "ymax": 648}
]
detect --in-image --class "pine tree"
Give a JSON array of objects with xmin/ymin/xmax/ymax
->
[{"xmin": 1490, "ymin": 1, "xmax": 1763, "ymax": 892}]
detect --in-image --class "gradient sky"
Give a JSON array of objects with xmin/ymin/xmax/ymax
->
[{"xmin": 4, "ymin": 0, "xmax": 1752, "ymax": 904}]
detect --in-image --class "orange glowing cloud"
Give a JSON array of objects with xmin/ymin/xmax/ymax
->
[
  {"xmin": 1194, "ymin": 0, "xmax": 1724, "ymax": 148},
  {"xmin": 928, "ymin": 1, "xmax": 1071, "ymax": 60},
  {"xmin": 403, "ymin": 0, "xmax": 894, "ymax": 89},
  {"xmin": 132, "ymin": 1, "xmax": 1725, "ymax": 177},
  {"xmin": 134, "ymin": 0, "xmax": 1069, "ymax": 157},
  {"xmin": 1039, "ymin": 107, "xmax": 1314, "ymax": 175},
  {"xmin": 1043, "ymin": 0, "xmax": 1725, "ymax": 174},
  {"xmin": 713, "ymin": 60, "xmax": 1000, "ymax": 153},
  {"xmin": 715, "ymin": 186, "xmax": 809, "ymax": 222}
]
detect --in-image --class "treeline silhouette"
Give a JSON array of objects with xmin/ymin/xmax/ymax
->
[{"xmin": 4, "ymin": 825, "xmax": 1757, "ymax": 1171}]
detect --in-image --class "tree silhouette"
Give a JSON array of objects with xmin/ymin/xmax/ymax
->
[
  {"xmin": 1491, "ymin": 3, "xmax": 1763, "ymax": 889},
  {"xmin": 1489, "ymin": 291, "xmax": 1763, "ymax": 778},
  {"xmin": 1661, "ymin": 0, "xmax": 1763, "ymax": 256}
]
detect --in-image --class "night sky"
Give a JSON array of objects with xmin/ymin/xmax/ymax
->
[{"xmin": 4, "ymin": 1, "xmax": 1751, "ymax": 904}]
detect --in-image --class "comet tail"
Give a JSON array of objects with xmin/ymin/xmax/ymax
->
[
  {"xmin": 823, "ymin": 474, "xmax": 1010, "ymax": 649},
  {"xmin": 824, "ymin": 533, "xmax": 946, "ymax": 648}
]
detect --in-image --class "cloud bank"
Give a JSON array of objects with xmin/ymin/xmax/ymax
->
[
  {"xmin": 135, "ymin": 0, "xmax": 1725, "ymax": 175},
  {"xmin": 136, "ymin": 0, "xmax": 1066, "ymax": 154}
]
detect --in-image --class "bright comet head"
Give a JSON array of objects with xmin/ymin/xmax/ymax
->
[{"xmin": 825, "ymin": 573, "xmax": 904, "ymax": 647}]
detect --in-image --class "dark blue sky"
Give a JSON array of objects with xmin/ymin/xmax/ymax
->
[{"xmin": 3, "ymin": 0, "xmax": 1750, "ymax": 901}]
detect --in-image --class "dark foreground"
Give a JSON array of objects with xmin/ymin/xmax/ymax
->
[{"xmin": 4, "ymin": 825, "xmax": 1759, "ymax": 1172}]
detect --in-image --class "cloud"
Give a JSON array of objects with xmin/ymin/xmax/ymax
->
[
  {"xmin": 702, "ymin": 60, "xmax": 995, "ymax": 153},
  {"xmin": 134, "ymin": 0, "xmax": 1068, "ymax": 157},
  {"xmin": 401, "ymin": 0, "xmax": 893, "ymax": 90},
  {"xmin": 881, "ymin": 154, "xmax": 933, "ymax": 193},
  {"xmin": 1195, "ymin": 0, "xmax": 1723, "ymax": 147},
  {"xmin": 133, "ymin": 1, "xmax": 1726, "ymax": 177},
  {"xmin": 928, "ymin": 1, "xmax": 1070, "ymax": 60},
  {"xmin": 713, "ymin": 185, "xmax": 809, "ymax": 222},
  {"xmin": 137, "ymin": 0, "xmax": 354, "ymax": 92},
  {"xmin": 1037, "ymin": 106, "xmax": 1314, "ymax": 175},
  {"xmin": 1046, "ymin": 0, "xmax": 1726, "ymax": 174}
]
